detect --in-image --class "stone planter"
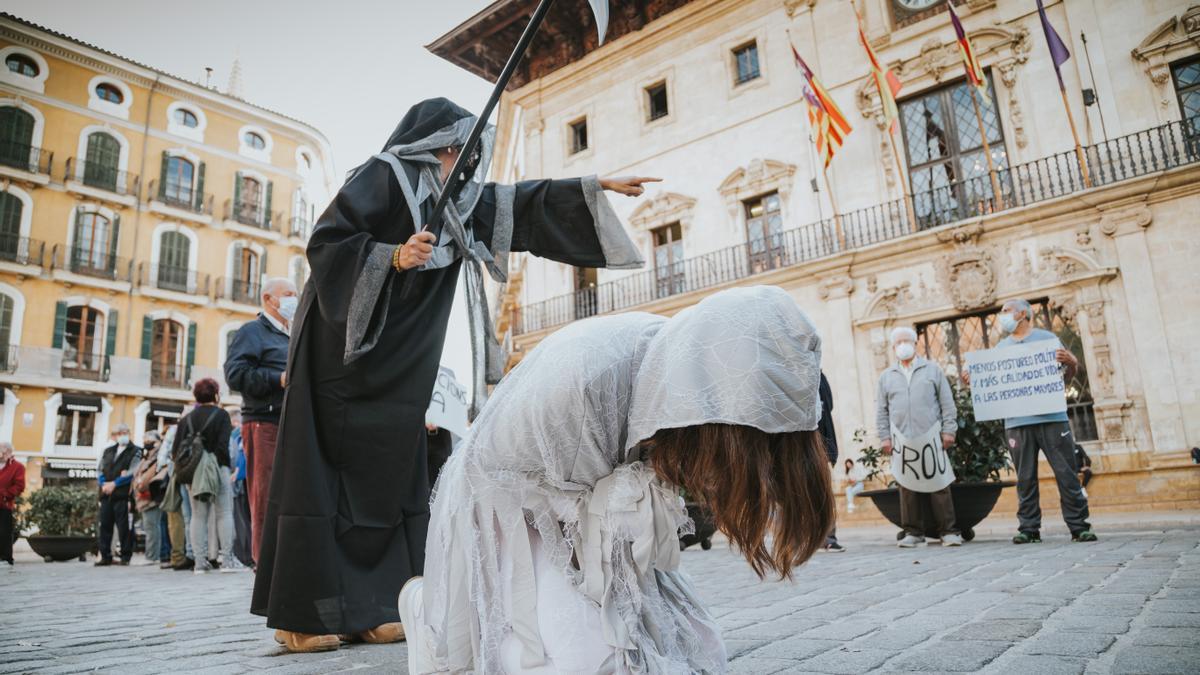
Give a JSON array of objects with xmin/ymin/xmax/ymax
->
[
  {"xmin": 860, "ymin": 481, "xmax": 1015, "ymax": 541},
  {"xmin": 679, "ymin": 503, "xmax": 716, "ymax": 551},
  {"xmin": 26, "ymin": 535, "xmax": 97, "ymax": 562}
]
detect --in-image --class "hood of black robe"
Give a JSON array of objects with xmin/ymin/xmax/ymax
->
[{"xmin": 381, "ymin": 97, "xmax": 474, "ymax": 151}]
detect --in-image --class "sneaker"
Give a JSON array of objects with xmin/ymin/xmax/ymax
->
[
  {"xmin": 1072, "ymin": 530, "xmax": 1098, "ymax": 542},
  {"xmin": 219, "ymin": 557, "xmax": 251, "ymax": 573},
  {"xmin": 941, "ymin": 533, "xmax": 964, "ymax": 547},
  {"xmin": 1012, "ymin": 531, "xmax": 1042, "ymax": 544},
  {"xmin": 193, "ymin": 558, "xmax": 213, "ymax": 575},
  {"xmin": 898, "ymin": 534, "xmax": 925, "ymax": 548},
  {"xmin": 822, "ymin": 542, "xmax": 847, "ymax": 553},
  {"xmin": 398, "ymin": 577, "xmax": 428, "ymax": 674}
]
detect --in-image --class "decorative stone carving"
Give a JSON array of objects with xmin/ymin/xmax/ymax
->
[
  {"xmin": 783, "ymin": 0, "xmax": 817, "ymax": 18},
  {"xmin": 718, "ymin": 159, "xmax": 797, "ymax": 224},
  {"xmin": 1132, "ymin": 6, "xmax": 1200, "ymax": 114},
  {"xmin": 1082, "ymin": 300, "xmax": 1117, "ymax": 396},
  {"xmin": 818, "ymin": 275, "xmax": 854, "ymax": 300},
  {"xmin": 997, "ymin": 62, "xmax": 1028, "ymax": 149},
  {"xmin": 1099, "ymin": 204, "xmax": 1153, "ymax": 238},
  {"xmin": 892, "ymin": 25, "xmax": 1030, "ymax": 86},
  {"xmin": 866, "ymin": 275, "xmax": 878, "ymax": 294},
  {"xmin": 627, "ymin": 191, "xmax": 697, "ymax": 232},
  {"xmin": 934, "ymin": 224, "xmax": 998, "ymax": 312},
  {"xmin": 872, "ymin": 340, "xmax": 890, "ymax": 373}
]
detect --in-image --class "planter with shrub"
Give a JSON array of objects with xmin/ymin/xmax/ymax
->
[{"xmin": 20, "ymin": 485, "xmax": 98, "ymax": 562}]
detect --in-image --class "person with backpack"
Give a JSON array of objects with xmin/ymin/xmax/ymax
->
[{"xmin": 170, "ymin": 378, "xmax": 236, "ymax": 574}]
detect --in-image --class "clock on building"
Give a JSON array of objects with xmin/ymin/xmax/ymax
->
[{"xmin": 890, "ymin": 0, "xmax": 955, "ymax": 28}]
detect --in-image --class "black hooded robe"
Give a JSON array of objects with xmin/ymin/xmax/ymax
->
[{"xmin": 251, "ymin": 99, "xmax": 641, "ymax": 635}]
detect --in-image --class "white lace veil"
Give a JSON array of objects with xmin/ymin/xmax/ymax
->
[{"xmin": 625, "ymin": 285, "xmax": 823, "ymax": 452}]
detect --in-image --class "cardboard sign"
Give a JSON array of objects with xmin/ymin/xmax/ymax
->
[
  {"xmin": 890, "ymin": 424, "xmax": 955, "ymax": 493},
  {"xmin": 426, "ymin": 366, "xmax": 469, "ymax": 440},
  {"xmin": 965, "ymin": 341, "xmax": 1067, "ymax": 422}
]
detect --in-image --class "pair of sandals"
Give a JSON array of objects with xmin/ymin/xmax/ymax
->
[{"xmin": 273, "ymin": 623, "xmax": 405, "ymax": 653}]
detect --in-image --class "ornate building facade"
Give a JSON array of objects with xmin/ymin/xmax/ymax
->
[
  {"xmin": 0, "ymin": 14, "xmax": 334, "ymax": 489},
  {"xmin": 432, "ymin": 0, "xmax": 1200, "ymax": 513}
]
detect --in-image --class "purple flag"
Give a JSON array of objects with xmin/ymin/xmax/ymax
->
[{"xmin": 1037, "ymin": 0, "xmax": 1071, "ymax": 88}]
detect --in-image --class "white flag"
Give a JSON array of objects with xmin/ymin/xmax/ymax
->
[
  {"xmin": 889, "ymin": 424, "xmax": 955, "ymax": 493},
  {"xmin": 588, "ymin": 0, "xmax": 609, "ymax": 45}
]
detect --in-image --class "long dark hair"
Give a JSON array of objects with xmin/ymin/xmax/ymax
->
[{"xmin": 644, "ymin": 424, "xmax": 835, "ymax": 580}]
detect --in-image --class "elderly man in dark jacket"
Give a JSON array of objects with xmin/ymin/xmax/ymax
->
[
  {"xmin": 224, "ymin": 277, "xmax": 295, "ymax": 564},
  {"xmin": 96, "ymin": 424, "xmax": 141, "ymax": 566}
]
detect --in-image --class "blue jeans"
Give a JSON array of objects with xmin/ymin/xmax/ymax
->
[
  {"xmin": 141, "ymin": 507, "xmax": 163, "ymax": 563},
  {"xmin": 158, "ymin": 511, "xmax": 171, "ymax": 561},
  {"xmin": 180, "ymin": 484, "xmax": 193, "ymax": 559}
]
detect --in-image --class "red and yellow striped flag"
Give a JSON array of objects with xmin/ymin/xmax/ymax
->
[
  {"xmin": 792, "ymin": 43, "xmax": 852, "ymax": 167},
  {"xmin": 856, "ymin": 10, "xmax": 902, "ymax": 134},
  {"xmin": 948, "ymin": 2, "xmax": 989, "ymax": 104}
]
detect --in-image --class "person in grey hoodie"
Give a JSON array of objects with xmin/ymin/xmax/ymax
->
[{"xmin": 876, "ymin": 326, "xmax": 963, "ymax": 548}]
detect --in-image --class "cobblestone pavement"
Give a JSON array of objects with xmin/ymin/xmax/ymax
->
[{"xmin": 2, "ymin": 522, "xmax": 1198, "ymax": 674}]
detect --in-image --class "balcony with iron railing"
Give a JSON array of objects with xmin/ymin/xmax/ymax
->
[
  {"xmin": 65, "ymin": 158, "xmax": 139, "ymax": 198},
  {"xmin": 150, "ymin": 361, "xmax": 187, "ymax": 389},
  {"xmin": 0, "ymin": 234, "xmax": 45, "ymax": 268},
  {"xmin": 0, "ymin": 344, "xmax": 16, "ymax": 374},
  {"xmin": 216, "ymin": 277, "xmax": 262, "ymax": 306},
  {"xmin": 148, "ymin": 179, "xmax": 215, "ymax": 215},
  {"xmin": 224, "ymin": 198, "xmax": 279, "ymax": 232},
  {"xmin": 0, "ymin": 140, "xmax": 53, "ymax": 176},
  {"xmin": 60, "ymin": 351, "xmax": 109, "ymax": 382},
  {"xmin": 52, "ymin": 245, "xmax": 134, "ymax": 283},
  {"xmin": 138, "ymin": 263, "xmax": 211, "ymax": 296},
  {"xmin": 515, "ymin": 119, "xmax": 1200, "ymax": 336},
  {"xmin": 288, "ymin": 215, "xmax": 312, "ymax": 239}
]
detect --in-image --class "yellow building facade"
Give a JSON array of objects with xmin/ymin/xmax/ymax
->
[{"xmin": 0, "ymin": 14, "xmax": 334, "ymax": 491}]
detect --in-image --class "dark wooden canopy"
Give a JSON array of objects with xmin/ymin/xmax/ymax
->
[{"xmin": 427, "ymin": 0, "xmax": 695, "ymax": 90}]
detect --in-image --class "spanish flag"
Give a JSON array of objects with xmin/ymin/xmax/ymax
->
[
  {"xmin": 856, "ymin": 9, "xmax": 902, "ymax": 135},
  {"xmin": 792, "ymin": 43, "xmax": 852, "ymax": 167},
  {"xmin": 948, "ymin": 2, "xmax": 989, "ymax": 105}
]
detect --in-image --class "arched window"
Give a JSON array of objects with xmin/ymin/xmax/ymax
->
[
  {"xmin": 0, "ymin": 192, "xmax": 22, "ymax": 261},
  {"xmin": 63, "ymin": 304, "xmax": 105, "ymax": 371},
  {"xmin": 150, "ymin": 319, "xmax": 185, "ymax": 387},
  {"xmin": 163, "ymin": 155, "xmax": 195, "ymax": 205},
  {"xmin": 173, "ymin": 108, "xmax": 198, "ymax": 128},
  {"xmin": 0, "ymin": 292, "xmax": 13, "ymax": 371},
  {"xmin": 235, "ymin": 174, "xmax": 264, "ymax": 224},
  {"xmin": 71, "ymin": 211, "xmax": 116, "ymax": 275},
  {"xmin": 243, "ymin": 131, "xmax": 266, "ymax": 150},
  {"xmin": 0, "ymin": 105, "xmax": 35, "ymax": 168},
  {"xmin": 5, "ymin": 54, "xmax": 38, "ymax": 78},
  {"xmin": 232, "ymin": 243, "xmax": 260, "ymax": 304},
  {"xmin": 95, "ymin": 83, "xmax": 124, "ymax": 105},
  {"xmin": 83, "ymin": 132, "xmax": 120, "ymax": 191},
  {"xmin": 157, "ymin": 231, "xmax": 191, "ymax": 291}
]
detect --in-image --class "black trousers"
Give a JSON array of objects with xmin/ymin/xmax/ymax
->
[
  {"xmin": 899, "ymin": 485, "xmax": 959, "ymax": 537},
  {"xmin": 0, "ymin": 508, "xmax": 13, "ymax": 563},
  {"xmin": 1007, "ymin": 421, "xmax": 1091, "ymax": 535},
  {"xmin": 99, "ymin": 496, "xmax": 133, "ymax": 562}
]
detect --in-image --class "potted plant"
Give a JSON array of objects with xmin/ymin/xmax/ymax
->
[
  {"xmin": 858, "ymin": 385, "xmax": 1015, "ymax": 541},
  {"xmin": 20, "ymin": 485, "xmax": 98, "ymax": 562}
]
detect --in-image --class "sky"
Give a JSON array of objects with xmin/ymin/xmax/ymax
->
[{"xmin": 9, "ymin": 0, "xmax": 496, "ymax": 394}]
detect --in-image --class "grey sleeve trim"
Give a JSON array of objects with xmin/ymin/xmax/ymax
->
[
  {"xmin": 483, "ymin": 183, "xmax": 516, "ymax": 283},
  {"xmin": 581, "ymin": 175, "xmax": 645, "ymax": 270},
  {"xmin": 344, "ymin": 242, "xmax": 394, "ymax": 365}
]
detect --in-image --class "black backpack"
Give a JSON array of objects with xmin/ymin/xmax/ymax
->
[{"xmin": 173, "ymin": 411, "xmax": 218, "ymax": 485}]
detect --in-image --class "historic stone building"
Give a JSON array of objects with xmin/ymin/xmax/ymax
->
[
  {"xmin": 0, "ymin": 14, "xmax": 334, "ymax": 489},
  {"xmin": 431, "ymin": 0, "xmax": 1200, "ymax": 513}
]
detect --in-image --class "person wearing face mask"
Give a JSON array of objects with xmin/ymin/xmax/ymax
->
[
  {"xmin": 876, "ymin": 327, "xmax": 963, "ymax": 548},
  {"xmin": 96, "ymin": 423, "xmax": 142, "ymax": 566},
  {"xmin": 224, "ymin": 277, "xmax": 295, "ymax": 566},
  {"xmin": 992, "ymin": 298, "xmax": 1095, "ymax": 544}
]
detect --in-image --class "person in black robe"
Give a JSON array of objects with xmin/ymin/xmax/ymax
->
[{"xmin": 251, "ymin": 97, "xmax": 658, "ymax": 652}]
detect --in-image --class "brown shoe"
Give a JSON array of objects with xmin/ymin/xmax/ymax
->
[
  {"xmin": 344, "ymin": 622, "xmax": 405, "ymax": 644},
  {"xmin": 276, "ymin": 629, "xmax": 339, "ymax": 653}
]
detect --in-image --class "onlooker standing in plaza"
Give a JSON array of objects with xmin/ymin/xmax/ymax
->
[
  {"xmin": 818, "ymin": 372, "xmax": 845, "ymax": 552},
  {"xmin": 229, "ymin": 409, "xmax": 254, "ymax": 568},
  {"xmin": 160, "ymin": 422, "xmax": 193, "ymax": 571},
  {"xmin": 842, "ymin": 458, "xmax": 866, "ymax": 514},
  {"xmin": 877, "ymin": 327, "xmax": 963, "ymax": 548},
  {"xmin": 994, "ymin": 298, "xmax": 1096, "ymax": 544},
  {"xmin": 96, "ymin": 424, "xmax": 141, "ymax": 566},
  {"xmin": 0, "ymin": 442, "xmax": 25, "ymax": 566},
  {"xmin": 224, "ymin": 277, "xmax": 295, "ymax": 564},
  {"xmin": 132, "ymin": 431, "xmax": 167, "ymax": 566},
  {"xmin": 172, "ymin": 378, "xmax": 236, "ymax": 574}
]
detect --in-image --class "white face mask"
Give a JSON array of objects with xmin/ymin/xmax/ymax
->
[
  {"xmin": 277, "ymin": 296, "xmax": 298, "ymax": 323},
  {"xmin": 894, "ymin": 343, "xmax": 915, "ymax": 361},
  {"xmin": 117, "ymin": 435, "xmax": 130, "ymax": 446},
  {"xmin": 998, "ymin": 312, "xmax": 1019, "ymax": 334}
]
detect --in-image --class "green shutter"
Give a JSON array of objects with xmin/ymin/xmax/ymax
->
[
  {"xmin": 185, "ymin": 320, "xmax": 197, "ymax": 381},
  {"xmin": 158, "ymin": 151, "xmax": 169, "ymax": 200},
  {"xmin": 51, "ymin": 301, "xmax": 68, "ymax": 349},
  {"xmin": 108, "ymin": 214, "xmax": 120, "ymax": 266},
  {"xmin": 194, "ymin": 161, "xmax": 206, "ymax": 210},
  {"xmin": 140, "ymin": 315, "xmax": 152, "ymax": 360},
  {"xmin": 233, "ymin": 171, "xmax": 242, "ymax": 208},
  {"xmin": 264, "ymin": 181, "xmax": 274, "ymax": 228},
  {"xmin": 105, "ymin": 309, "xmax": 118, "ymax": 358},
  {"xmin": 259, "ymin": 250, "xmax": 268, "ymax": 286}
]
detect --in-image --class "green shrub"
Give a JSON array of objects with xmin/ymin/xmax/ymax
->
[{"xmin": 20, "ymin": 485, "xmax": 98, "ymax": 536}]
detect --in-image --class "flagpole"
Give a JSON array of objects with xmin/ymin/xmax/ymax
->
[
  {"xmin": 1059, "ymin": 84, "xmax": 1092, "ymax": 188},
  {"xmin": 967, "ymin": 86, "xmax": 1004, "ymax": 211},
  {"xmin": 887, "ymin": 131, "xmax": 919, "ymax": 232},
  {"xmin": 823, "ymin": 163, "xmax": 846, "ymax": 250}
]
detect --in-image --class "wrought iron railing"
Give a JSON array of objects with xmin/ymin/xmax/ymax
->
[
  {"xmin": 224, "ymin": 199, "xmax": 278, "ymax": 231},
  {"xmin": 138, "ymin": 263, "xmax": 210, "ymax": 295},
  {"xmin": 60, "ymin": 353, "xmax": 109, "ymax": 382},
  {"xmin": 288, "ymin": 216, "xmax": 311, "ymax": 239},
  {"xmin": 217, "ymin": 277, "xmax": 261, "ymax": 305},
  {"xmin": 0, "ymin": 235, "xmax": 45, "ymax": 267},
  {"xmin": 53, "ymin": 245, "xmax": 133, "ymax": 283},
  {"xmin": 0, "ymin": 140, "xmax": 52, "ymax": 175},
  {"xmin": 516, "ymin": 119, "xmax": 1200, "ymax": 335},
  {"xmin": 151, "ymin": 362, "xmax": 187, "ymax": 388},
  {"xmin": 0, "ymin": 344, "xmax": 16, "ymax": 374},
  {"xmin": 66, "ymin": 158, "xmax": 139, "ymax": 197},
  {"xmin": 148, "ymin": 179, "xmax": 214, "ymax": 215}
]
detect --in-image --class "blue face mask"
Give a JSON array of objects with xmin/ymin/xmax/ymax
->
[
  {"xmin": 278, "ymin": 296, "xmax": 298, "ymax": 323},
  {"xmin": 998, "ymin": 312, "xmax": 1019, "ymax": 334}
]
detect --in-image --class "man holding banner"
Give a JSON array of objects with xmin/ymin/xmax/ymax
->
[
  {"xmin": 966, "ymin": 299, "xmax": 1097, "ymax": 544},
  {"xmin": 876, "ymin": 327, "xmax": 963, "ymax": 548}
]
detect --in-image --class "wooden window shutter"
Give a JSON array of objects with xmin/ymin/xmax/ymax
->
[
  {"xmin": 234, "ymin": 171, "xmax": 242, "ymax": 207},
  {"xmin": 105, "ymin": 309, "xmax": 118, "ymax": 356},
  {"xmin": 185, "ymin": 320, "xmax": 197, "ymax": 380},
  {"xmin": 140, "ymin": 315, "xmax": 153, "ymax": 359},
  {"xmin": 158, "ymin": 151, "xmax": 169, "ymax": 200},
  {"xmin": 264, "ymin": 181, "xmax": 274, "ymax": 228},
  {"xmin": 194, "ymin": 161, "xmax": 206, "ymax": 210},
  {"xmin": 109, "ymin": 214, "xmax": 121, "ymax": 264},
  {"xmin": 51, "ymin": 301, "xmax": 68, "ymax": 349}
]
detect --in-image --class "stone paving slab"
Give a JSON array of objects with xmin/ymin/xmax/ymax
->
[{"xmin": 1, "ymin": 522, "xmax": 1197, "ymax": 673}]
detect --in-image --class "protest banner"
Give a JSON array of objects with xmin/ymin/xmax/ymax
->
[
  {"xmin": 890, "ymin": 424, "xmax": 955, "ymax": 493},
  {"xmin": 426, "ymin": 366, "xmax": 469, "ymax": 439},
  {"xmin": 964, "ymin": 341, "xmax": 1068, "ymax": 422}
]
